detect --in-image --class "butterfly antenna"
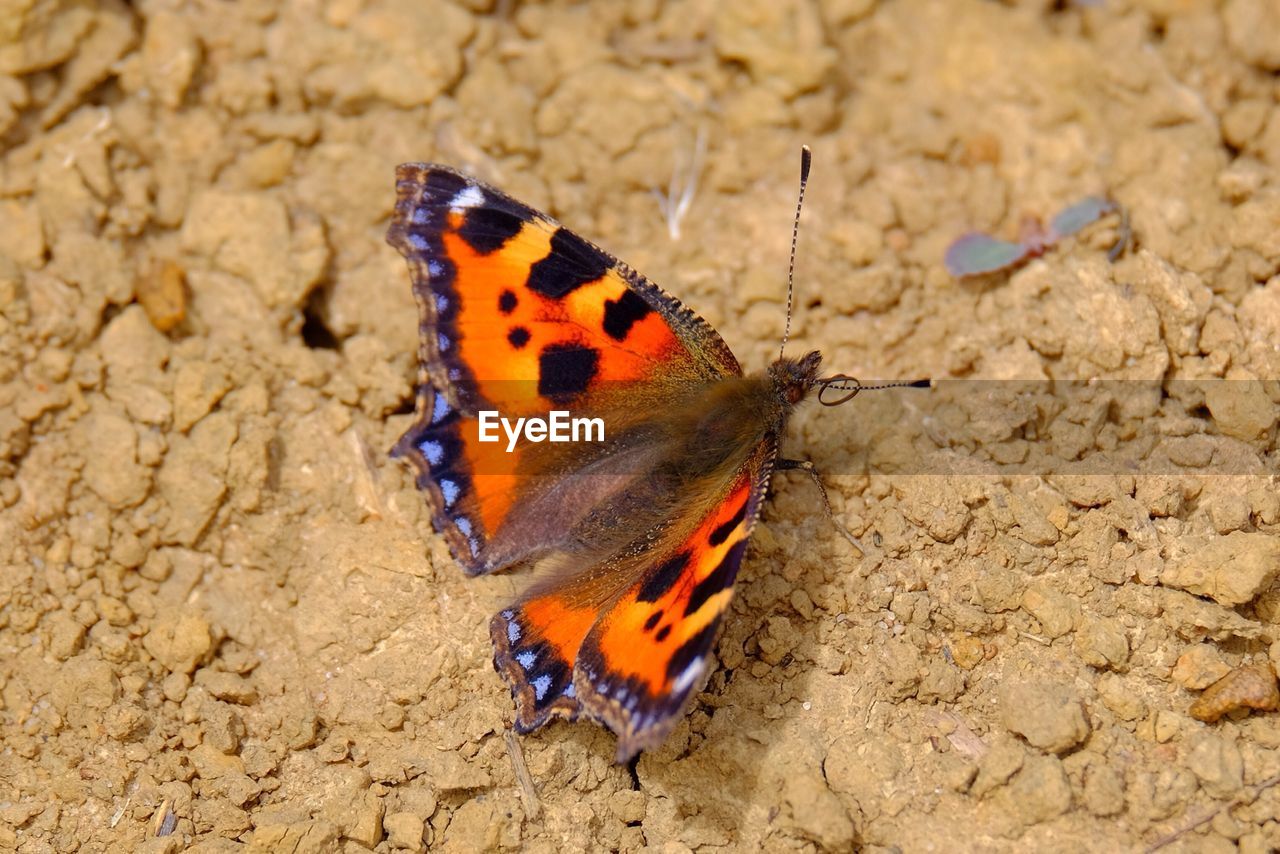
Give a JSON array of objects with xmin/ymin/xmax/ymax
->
[
  {"xmin": 780, "ymin": 145, "xmax": 812, "ymax": 361},
  {"xmin": 815, "ymin": 375, "xmax": 932, "ymax": 407}
]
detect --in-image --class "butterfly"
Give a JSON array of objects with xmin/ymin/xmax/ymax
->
[{"xmin": 386, "ymin": 153, "xmax": 917, "ymax": 761}]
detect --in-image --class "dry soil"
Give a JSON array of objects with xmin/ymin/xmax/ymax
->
[{"xmin": 2, "ymin": 0, "xmax": 1280, "ymax": 852}]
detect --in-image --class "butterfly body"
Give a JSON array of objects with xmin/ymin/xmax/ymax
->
[{"xmin": 388, "ymin": 163, "xmax": 825, "ymax": 760}]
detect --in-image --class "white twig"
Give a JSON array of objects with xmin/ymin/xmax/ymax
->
[{"xmin": 653, "ymin": 126, "xmax": 707, "ymax": 241}]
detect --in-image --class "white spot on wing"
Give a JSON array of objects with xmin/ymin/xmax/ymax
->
[
  {"xmin": 427, "ymin": 259, "xmax": 445, "ymax": 277},
  {"xmin": 431, "ymin": 394, "xmax": 451, "ymax": 424},
  {"xmin": 408, "ymin": 233, "xmax": 430, "ymax": 251},
  {"xmin": 563, "ymin": 682, "xmax": 576, "ymax": 698},
  {"xmin": 434, "ymin": 291, "xmax": 449, "ymax": 311},
  {"xmin": 516, "ymin": 651, "xmax": 536, "ymax": 670},
  {"xmin": 439, "ymin": 479, "xmax": 460, "ymax": 507},
  {"xmin": 419, "ymin": 439, "xmax": 444, "ymax": 466},
  {"xmin": 532, "ymin": 674, "xmax": 552, "ymax": 701},
  {"xmin": 507, "ymin": 619, "xmax": 521, "ymax": 643},
  {"xmin": 672, "ymin": 660, "xmax": 703, "ymax": 695},
  {"xmin": 437, "ymin": 333, "xmax": 450, "ymax": 351},
  {"xmin": 456, "ymin": 517, "xmax": 472, "ymax": 536},
  {"xmin": 451, "ymin": 185, "xmax": 484, "ymax": 211}
]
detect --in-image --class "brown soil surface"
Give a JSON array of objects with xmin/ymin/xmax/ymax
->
[{"xmin": 3, "ymin": 0, "xmax": 1280, "ymax": 851}]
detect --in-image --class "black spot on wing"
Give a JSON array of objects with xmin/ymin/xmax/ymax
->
[
  {"xmin": 708, "ymin": 502, "xmax": 748, "ymax": 547},
  {"xmin": 457, "ymin": 205, "xmax": 524, "ymax": 255},
  {"xmin": 666, "ymin": 620, "xmax": 719, "ymax": 681},
  {"xmin": 684, "ymin": 540, "xmax": 746, "ymax": 617},
  {"xmin": 537, "ymin": 343, "xmax": 599, "ymax": 403},
  {"xmin": 498, "ymin": 289, "xmax": 518, "ymax": 314},
  {"xmin": 636, "ymin": 551, "xmax": 690, "ymax": 603},
  {"xmin": 508, "ymin": 327, "xmax": 531, "ymax": 349},
  {"xmin": 655, "ymin": 624, "xmax": 671, "ymax": 642},
  {"xmin": 602, "ymin": 289, "xmax": 653, "ymax": 341},
  {"xmin": 423, "ymin": 169, "xmax": 468, "ymax": 201},
  {"xmin": 527, "ymin": 227, "xmax": 610, "ymax": 299},
  {"xmin": 643, "ymin": 611, "xmax": 663, "ymax": 632}
]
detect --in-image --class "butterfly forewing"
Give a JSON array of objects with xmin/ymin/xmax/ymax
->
[{"xmin": 387, "ymin": 164, "xmax": 740, "ymax": 573}]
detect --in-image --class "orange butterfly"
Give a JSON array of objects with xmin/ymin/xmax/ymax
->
[{"xmin": 387, "ymin": 152, "xmax": 921, "ymax": 761}]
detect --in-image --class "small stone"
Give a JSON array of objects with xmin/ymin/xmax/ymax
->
[
  {"xmin": 784, "ymin": 773, "xmax": 855, "ymax": 851},
  {"xmin": 1096, "ymin": 673, "xmax": 1146, "ymax": 722},
  {"xmin": 1225, "ymin": 0, "xmax": 1280, "ymax": 71},
  {"xmin": 757, "ymin": 615, "xmax": 801, "ymax": 666},
  {"xmin": 1082, "ymin": 762, "xmax": 1126, "ymax": 818},
  {"xmin": 1074, "ymin": 618, "xmax": 1129, "ymax": 670},
  {"xmin": 894, "ymin": 478, "xmax": 971, "ymax": 543},
  {"xmin": 189, "ymin": 743, "xmax": 245, "ymax": 779},
  {"xmin": 179, "ymin": 190, "xmax": 325, "ymax": 309},
  {"xmin": 1186, "ymin": 732, "xmax": 1244, "ymax": 798},
  {"xmin": 202, "ymin": 704, "xmax": 245, "ymax": 754},
  {"xmin": 950, "ymin": 636, "xmax": 985, "ymax": 670},
  {"xmin": 143, "ymin": 609, "xmax": 214, "ymax": 674},
  {"xmin": 0, "ymin": 199, "xmax": 45, "ymax": 268},
  {"xmin": 197, "ymin": 670, "xmax": 258, "ymax": 705},
  {"xmin": 384, "ymin": 812, "xmax": 425, "ymax": 852},
  {"xmin": 1249, "ymin": 487, "xmax": 1279, "ymax": 525},
  {"xmin": 247, "ymin": 820, "xmax": 339, "ymax": 854},
  {"xmin": 1162, "ymin": 532, "xmax": 1280, "ymax": 606},
  {"xmin": 76, "ymin": 407, "xmax": 150, "ymax": 508},
  {"xmin": 50, "ymin": 655, "xmax": 120, "ymax": 714},
  {"xmin": 1010, "ymin": 495, "xmax": 1059, "ymax": 546},
  {"xmin": 713, "ymin": 0, "xmax": 836, "ymax": 99},
  {"xmin": 162, "ymin": 671, "xmax": 190, "ymax": 703},
  {"xmin": 135, "ymin": 258, "xmax": 187, "ymax": 333},
  {"xmin": 217, "ymin": 772, "xmax": 263, "ymax": 808},
  {"xmin": 172, "ymin": 360, "xmax": 232, "ymax": 432},
  {"xmin": 46, "ymin": 610, "xmax": 87, "ymax": 660},
  {"xmin": 141, "ymin": 11, "xmax": 199, "ymax": 108},
  {"xmin": 1189, "ymin": 662, "xmax": 1280, "ymax": 723},
  {"xmin": 1204, "ymin": 378, "xmax": 1277, "ymax": 443},
  {"xmin": 609, "ymin": 790, "xmax": 646, "ymax": 824},
  {"xmin": 1153, "ymin": 709, "xmax": 1189, "ymax": 743},
  {"xmin": 1021, "ymin": 584, "xmax": 1076, "ymax": 639},
  {"xmin": 971, "ymin": 736, "xmax": 1024, "ymax": 798},
  {"xmin": 344, "ymin": 793, "xmax": 385, "ymax": 849},
  {"xmin": 1049, "ymin": 475, "xmax": 1118, "ymax": 508},
  {"xmin": 999, "ymin": 679, "xmax": 1089, "ymax": 754},
  {"xmin": 1004, "ymin": 754, "xmax": 1072, "ymax": 824},
  {"xmin": 825, "ymin": 735, "xmax": 904, "ymax": 803},
  {"xmin": 97, "ymin": 596, "xmax": 133, "ymax": 627},
  {"xmin": 1172, "ymin": 644, "xmax": 1233, "ymax": 690},
  {"xmin": 1208, "ymin": 494, "xmax": 1252, "ymax": 534}
]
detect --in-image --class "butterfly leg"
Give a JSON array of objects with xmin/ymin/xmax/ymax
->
[{"xmin": 776, "ymin": 458, "xmax": 870, "ymax": 556}]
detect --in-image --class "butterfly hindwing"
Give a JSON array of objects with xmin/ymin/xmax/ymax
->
[
  {"xmin": 387, "ymin": 164, "xmax": 740, "ymax": 574},
  {"xmin": 490, "ymin": 442, "xmax": 775, "ymax": 761}
]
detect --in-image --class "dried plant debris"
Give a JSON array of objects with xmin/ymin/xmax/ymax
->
[{"xmin": 945, "ymin": 196, "xmax": 1128, "ymax": 278}]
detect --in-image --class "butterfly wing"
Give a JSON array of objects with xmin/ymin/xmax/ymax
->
[
  {"xmin": 387, "ymin": 164, "xmax": 740, "ymax": 574},
  {"xmin": 490, "ymin": 440, "xmax": 775, "ymax": 761}
]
